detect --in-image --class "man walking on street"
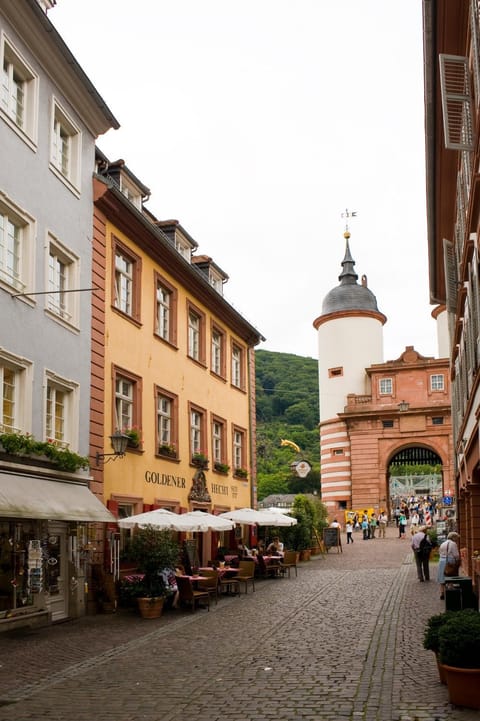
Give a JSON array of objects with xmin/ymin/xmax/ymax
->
[{"xmin": 411, "ymin": 526, "xmax": 432, "ymax": 582}]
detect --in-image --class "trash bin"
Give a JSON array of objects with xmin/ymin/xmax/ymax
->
[{"xmin": 445, "ymin": 576, "xmax": 476, "ymax": 610}]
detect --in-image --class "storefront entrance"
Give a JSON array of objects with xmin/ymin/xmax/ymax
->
[{"xmin": 45, "ymin": 523, "xmax": 68, "ymax": 621}]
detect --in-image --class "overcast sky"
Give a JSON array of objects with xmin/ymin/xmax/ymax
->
[{"xmin": 51, "ymin": 0, "xmax": 436, "ymax": 362}]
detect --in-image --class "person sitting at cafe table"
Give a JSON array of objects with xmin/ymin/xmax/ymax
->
[
  {"xmin": 266, "ymin": 536, "xmax": 284, "ymax": 555},
  {"xmin": 237, "ymin": 540, "xmax": 253, "ymax": 558}
]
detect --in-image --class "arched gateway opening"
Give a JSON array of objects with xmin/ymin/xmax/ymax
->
[{"xmin": 388, "ymin": 446, "xmax": 443, "ymax": 511}]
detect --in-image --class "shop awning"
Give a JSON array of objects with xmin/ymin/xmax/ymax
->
[{"xmin": 0, "ymin": 472, "xmax": 115, "ymax": 522}]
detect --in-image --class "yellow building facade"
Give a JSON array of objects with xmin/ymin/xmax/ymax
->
[{"xmin": 90, "ymin": 156, "xmax": 263, "ymax": 565}]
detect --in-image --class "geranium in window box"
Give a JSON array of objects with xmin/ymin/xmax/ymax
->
[
  {"xmin": 191, "ymin": 451, "xmax": 209, "ymax": 468},
  {"xmin": 158, "ymin": 443, "xmax": 177, "ymax": 458},
  {"xmin": 234, "ymin": 467, "xmax": 248, "ymax": 479},
  {"xmin": 214, "ymin": 461, "xmax": 230, "ymax": 474},
  {"xmin": 123, "ymin": 427, "xmax": 142, "ymax": 449}
]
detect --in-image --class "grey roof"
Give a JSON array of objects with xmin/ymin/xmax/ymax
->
[{"xmin": 321, "ymin": 237, "xmax": 382, "ymax": 315}]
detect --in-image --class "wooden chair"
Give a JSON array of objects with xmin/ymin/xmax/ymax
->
[
  {"xmin": 280, "ymin": 550, "xmax": 298, "ymax": 578},
  {"xmin": 257, "ymin": 554, "xmax": 281, "ymax": 579},
  {"xmin": 237, "ymin": 560, "xmax": 256, "ymax": 593},
  {"xmin": 197, "ymin": 569, "xmax": 219, "ymax": 604},
  {"xmin": 175, "ymin": 575, "xmax": 210, "ymax": 612},
  {"xmin": 218, "ymin": 569, "xmax": 241, "ymax": 597}
]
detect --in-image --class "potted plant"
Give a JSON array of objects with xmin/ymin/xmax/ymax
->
[
  {"xmin": 214, "ymin": 461, "xmax": 230, "ymax": 474},
  {"xmin": 128, "ymin": 526, "xmax": 180, "ymax": 618},
  {"xmin": 0, "ymin": 431, "xmax": 89, "ymax": 472},
  {"xmin": 423, "ymin": 610, "xmax": 456, "ymax": 683},
  {"xmin": 437, "ymin": 609, "xmax": 480, "ymax": 708}
]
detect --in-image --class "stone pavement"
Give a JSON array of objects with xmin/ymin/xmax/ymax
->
[{"xmin": 0, "ymin": 525, "xmax": 478, "ymax": 721}]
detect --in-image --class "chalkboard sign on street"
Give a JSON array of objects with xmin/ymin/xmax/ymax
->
[{"xmin": 323, "ymin": 527, "xmax": 342, "ymax": 553}]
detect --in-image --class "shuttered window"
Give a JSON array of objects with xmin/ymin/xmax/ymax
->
[{"xmin": 439, "ymin": 54, "xmax": 474, "ymax": 150}]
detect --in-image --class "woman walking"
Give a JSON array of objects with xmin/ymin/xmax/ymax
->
[{"xmin": 437, "ymin": 531, "xmax": 461, "ymax": 600}]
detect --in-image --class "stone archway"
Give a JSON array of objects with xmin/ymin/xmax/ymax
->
[{"xmin": 388, "ymin": 446, "xmax": 442, "ymax": 510}]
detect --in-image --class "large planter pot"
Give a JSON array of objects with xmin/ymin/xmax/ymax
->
[
  {"xmin": 435, "ymin": 654, "xmax": 447, "ymax": 685},
  {"xmin": 300, "ymin": 549, "xmax": 311, "ymax": 562},
  {"xmin": 443, "ymin": 665, "xmax": 480, "ymax": 708},
  {"xmin": 137, "ymin": 597, "xmax": 165, "ymax": 619}
]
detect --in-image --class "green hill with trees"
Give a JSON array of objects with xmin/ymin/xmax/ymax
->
[{"xmin": 255, "ymin": 349, "xmax": 320, "ymax": 500}]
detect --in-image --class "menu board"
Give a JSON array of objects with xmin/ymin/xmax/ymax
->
[{"xmin": 323, "ymin": 527, "xmax": 342, "ymax": 552}]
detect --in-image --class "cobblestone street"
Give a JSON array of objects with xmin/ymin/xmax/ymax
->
[{"xmin": 0, "ymin": 526, "xmax": 478, "ymax": 721}]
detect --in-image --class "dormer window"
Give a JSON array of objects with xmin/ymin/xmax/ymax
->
[
  {"xmin": 175, "ymin": 237, "xmax": 191, "ymax": 262},
  {"xmin": 209, "ymin": 269, "xmax": 224, "ymax": 294},
  {"xmin": 119, "ymin": 175, "xmax": 142, "ymax": 210}
]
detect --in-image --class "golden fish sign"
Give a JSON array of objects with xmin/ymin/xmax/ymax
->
[{"xmin": 280, "ymin": 439, "xmax": 301, "ymax": 453}]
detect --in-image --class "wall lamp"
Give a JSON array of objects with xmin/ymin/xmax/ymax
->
[
  {"xmin": 96, "ymin": 430, "xmax": 130, "ymax": 467},
  {"xmin": 397, "ymin": 400, "xmax": 410, "ymax": 412}
]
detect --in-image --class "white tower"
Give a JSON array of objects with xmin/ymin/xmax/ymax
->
[{"xmin": 312, "ymin": 227, "xmax": 387, "ymax": 514}]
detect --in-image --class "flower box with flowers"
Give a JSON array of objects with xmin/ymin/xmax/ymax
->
[
  {"xmin": 234, "ymin": 467, "xmax": 248, "ymax": 479},
  {"xmin": 123, "ymin": 427, "xmax": 142, "ymax": 449},
  {"xmin": 214, "ymin": 461, "xmax": 230, "ymax": 474},
  {"xmin": 191, "ymin": 452, "xmax": 209, "ymax": 468},
  {"xmin": 158, "ymin": 444, "xmax": 177, "ymax": 459}
]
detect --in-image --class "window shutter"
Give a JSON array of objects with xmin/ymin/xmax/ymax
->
[
  {"xmin": 439, "ymin": 54, "xmax": 475, "ymax": 150},
  {"xmin": 471, "ymin": 0, "xmax": 480, "ymax": 105},
  {"xmin": 443, "ymin": 238, "xmax": 458, "ymax": 313}
]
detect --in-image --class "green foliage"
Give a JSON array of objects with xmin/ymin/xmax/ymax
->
[
  {"xmin": 0, "ymin": 432, "xmax": 89, "ymax": 472},
  {"xmin": 281, "ymin": 495, "xmax": 328, "ymax": 551},
  {"xmin": 129, "ymin": 526, "xmax": 180, "ymax": 598},
  {"xmin": 255, "ymin": 350, "xmax": 320, "ymax": 499},
  {"xmin": 389, "ymin": 463, "xmax": 442, "ymax": 476},
  {"xmin": 423, "ymin": 611, "xmax": 457, "ymax": 653},
  {"xmin": 438, "ymin": 609, "xmax": 480, "ymax": 668}
]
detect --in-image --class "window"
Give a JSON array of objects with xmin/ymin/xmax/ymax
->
[
  {"xmin": 50, "ymin": 99, "xmax": 81, "ymax": 191},
  {"xmin": 430, "ymin": 374, "xmax": 445, "ymax": 391},
  {"xmin": 175, "ymin": 236, "xmax": 191, "ymax": 262},
  {"xmin": 189, "ymin": 403, "xmax": 206, "ymax": 459},
  {"xmin": 332, "ymin": 448, "xmax": 344, "ymax": 455},
  {"xmin": 231, "ymin": 343, "xmax": 245, "ymax": 389},
  {"xmin": 379, "ymin": 378, "xmax": 393, "ymax": 395},
  {"xmin": 211, "ymin": 325, "xmax": 226, "ymax": 378},
  {"xmin": 113, "ymin": 367, "xmax": 142, "ymax": 436},
  {"xmin": 328, "ymin": 367, "xmax": 343, "ymax": 378},
  {"xmin": 47, "ymin": 235, "xmax": 79, "ymax": 326},
  {"xmin": 0, "ymin": 197, "xmax": 35, "ymax": 293},
  {"xmin": 113, "ymin": 238, "xmax": 141, "ymax": 321},
  {"xmin": 1, "ymin": 35, "xmax": 38, "ymax": 145},
  {"xmin": 232, "ymin": 426, "xmax": 246, "ymax": 474},
  {"xmin": 382, "ymin": 420, "xmax": 394, "ymax": 428},
  {"xmin": 45, "ymin": 371, "xmax": 79, "ymax": 448},
  {"xmin": 432, "ymin": 416, "xmax": 444, "ymax": 425},
  {"xmin": 155, "ymin": 386, "xmax": 178, "ymax": 456},
  {"xmin": 211, "ymin": 416, "xmax": 227, "ymax": 465},
  {"xmin": 0, "ymin": 351, "xmax": 32, "ymax": 434},
  {"xmin": 154, "ymin": 273, "xmax": 177, "ymax": 345},
  {"xmin": 187, "ymin": 302, "xmax": 205, "ymax": 364}
]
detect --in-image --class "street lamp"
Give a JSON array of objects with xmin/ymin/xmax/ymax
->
[{"xmin": 96, "ymin": 430, "xmax": 130, "ymax": 466}]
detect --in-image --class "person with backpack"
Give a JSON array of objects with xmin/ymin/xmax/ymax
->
[{"xmin": 411, "ymin": 526, "xmax": 432, "ymax": 581}]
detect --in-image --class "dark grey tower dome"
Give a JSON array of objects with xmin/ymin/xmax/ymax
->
[{"xmin": 321, "ymin": 232, "xmax": 381, "ymax": 315}]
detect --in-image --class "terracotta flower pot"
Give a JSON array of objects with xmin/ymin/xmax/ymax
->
[
  {"xmin": 137, "ymin": 597, "xmax": 165, "ymax": 619},
  {"xmin": 435, "ymin": 653, "xmax": 447, "ymax": 685},
  {"xmin": 443, "ymin": 665, "xmax": 480, "ymax": 708}
]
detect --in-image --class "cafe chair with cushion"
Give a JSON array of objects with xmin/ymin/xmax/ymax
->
[
  {"xmin": 197, "ymin": 568, "xmax": 219, "ymax": 605},
  {"xmin": 237, "ymin": 560, "xmax": 256, "ymax": 594},
  {"xmin": 280, "ymin": 550, "xmax": 298, "ymax": 578},
  {"xmin": 175, "ymin": 574, "xmax": 210, "ymax": 612}
]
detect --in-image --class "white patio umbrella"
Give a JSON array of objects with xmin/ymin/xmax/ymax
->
[
  {"xmin": 169, "ymin": 510, "xmax": 234, "ymax": 533},
  {"xmin": 117, "ymin": 508, "xmax": 179, "ymax": 529},
  {"xmin": 218, "ymin": 507, "xmax": 281, "ymax": 526},
  {"xmin": 258, "ymin": 510, "xmax": 297, "ymax": 527}
]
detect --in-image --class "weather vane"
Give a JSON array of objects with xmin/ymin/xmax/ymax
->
[{"xmin": 341, "ymin": 208, "xmax": 357, "ymax": 233}]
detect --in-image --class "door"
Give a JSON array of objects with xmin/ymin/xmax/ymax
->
[{"xmin": 45, "ymin": 523, "xmax": 68, "ymax": 621}]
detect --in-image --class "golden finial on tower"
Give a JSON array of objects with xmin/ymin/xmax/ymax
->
[{"xmin": 341, "ymin": 208, "xmax": 357, "ymax": 238}]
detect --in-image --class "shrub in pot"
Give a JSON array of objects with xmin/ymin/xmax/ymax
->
[
  {"xmin": 423, "ymin": 610, "xmax": 457, "ymax": 683},
  {"xmin": 128, "ymin": 526, "xmax": 180, "ymax": 617},
  {"xmin": 438, "ymin": 609, "xmax": 480, "ymax": 708}
]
